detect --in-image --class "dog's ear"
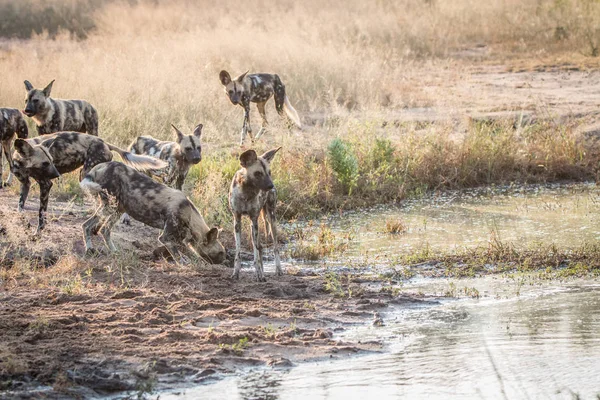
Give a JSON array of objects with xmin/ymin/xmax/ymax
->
[
  {"xmin": 206, "ymin": 227, "xmax": 219, "ymax": 244},
  {"xmin": 261, "ymin": 147, "xmax": 282, "ymax": 164},
  {"xmin": 193, "ymin": 124, "xmax": 203, "ymax": 138},
  {"xmin": 219, "ymin": 70, "xmax": 232, "ymax": 86},
  {"xmin": 171, "ymin": 124, "xmax": 184, "ymax": 142},
  {"xmin": 14, "ymin": 139, "xmax": 34, "ymax": 158},
  {"xmin": 42, "ymin": 80, "xmax": 55, "ymax": 97},
  {"xmin": 239, "ymin": 149, "xmax": 257, "ymax": 168},
  {"xmin": 24, "ymin": 80, "xmax": 34, "ymax": 92},
  {"xmin": 236, "ymin": 70, "xmax": 249, "ymax": 82}
]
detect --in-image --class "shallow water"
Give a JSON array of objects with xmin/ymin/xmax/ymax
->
[
  {"xmin": 166, "ymin": 184, "xmax": 600, "ymax": 399},
  {"xmin": 299, "ymin": 182, "xmax": 600, "ymax": 258},
  {"xmin": 164, "ymin": 281, "xmax": 600, "ymax": 399}
]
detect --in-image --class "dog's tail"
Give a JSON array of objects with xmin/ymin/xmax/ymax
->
[
  {"xmin": 283, "ymin": 96, "xmax": 302, "ymax": 128},
  {"xmin": 79, "ymin": 177, "xmax": 103, "ymax": 195},
  {"xmin": 105, "ymin": 143, "xmax": 167, "ymax": 171}
]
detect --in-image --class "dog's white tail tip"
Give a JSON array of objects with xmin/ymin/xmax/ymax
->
[
  {"xmin": 283, "ymin": 95, "xmax": 302, "ymax": 128},
  {"xmin": 79, "ymin": 178, "xmax": 103, "ymax": 194}
]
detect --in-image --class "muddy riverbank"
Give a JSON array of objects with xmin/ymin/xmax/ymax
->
[{"xmin": 1, "ymin": 183, "xmax": 600, "ymax": 398}]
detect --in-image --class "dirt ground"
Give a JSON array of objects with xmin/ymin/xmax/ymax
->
[
  {"xmin": 1, "ymin": 62, "xmax": 600, "ymax": 398},
  {"xmin": 0, "ymin": 188, "xmax": 432, "ymax": 399}
]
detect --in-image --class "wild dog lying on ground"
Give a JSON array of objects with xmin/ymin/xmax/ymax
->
[
  {"xmin": 230, "ymin": 147, "xmax": 282, "ymax": 281},
  {"xmin": 128, "ymin": 124, "xmax": 203, "ymax": 190},
  {"xmin": 11, "ymin": 132, "xmax": 166, "ymax": 235},
  {"xmin": 23, "ymin": 80, "xmax": 98, "ymax": 136},
  {"xmin": 80, "ymin": 161, "xmax": 226, "ymax": 264},
  {"xmin": 219, "ymin": 70, "xmax": 301, "ymax": 146},
  {"xmin": 0, "ymin": 108, "xmax": 28, "ymax": 187}
]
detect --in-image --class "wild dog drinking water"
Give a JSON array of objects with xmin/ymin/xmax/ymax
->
[
  {"xmin": 0, "ymin": 108, "xmax": 28, "ymax": 187},
  {"xmin": 229, "ymin": 147, "xmax": 282, "ymax": 281},
  {"xmin": 23, "ymin": 80, "xmax": 98, "ymax": 136},
  {"xmin": 219, "ymin": 70, "xmax": 301, "ymax": 146},
  {"xmin": 11, "ymin": 132, "xmax": 165, "ymax": 235},
  {"xmin": 80, "ymin": 161, "xmax": 226, "ymax": 264}
]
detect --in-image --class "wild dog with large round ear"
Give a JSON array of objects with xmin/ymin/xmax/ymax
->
[
  {"xmin": 219, "ymin": 69, "xmax": 301, "ymax": 146},
  {"xmin": 23, "ymin": 79, "xmax": 99, "ymax": 136},
  {"xmin": 127, "ymin": 123, "xmax": 203, "ymax": 191},
  {"xmin": 229, "ymin": 147, "xmax": 282, "ymax": 281}
]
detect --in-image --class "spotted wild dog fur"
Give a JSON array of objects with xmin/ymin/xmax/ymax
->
[
  {"xmin": 129, "ymin": 124, "xmax": 203, "ymax": 190},
  {"xmin": 23, "ymin": 80, "xmax": 99, "ymax": 136},
  {"xmin": 0, "ymin": 108, "xmax": 28, "ymax": 187},
  {"xmin": 80, "ymin": 161, "xmax": 226, "ymax": 264},
  {"xmin": 219, "ymin": 70, "xmax": 301, "ymax": 146},
  {"xmin": 230, "ymin": 147, "xmax": 282, "ymax": 281},
  {"xmin": 11, "ymin": 132, "xmax": 166, "ymax": 235}
]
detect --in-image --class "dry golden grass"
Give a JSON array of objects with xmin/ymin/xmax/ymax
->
[
  {"xmin": 0, "ymin": 0, "xmax": 599, "ymax": 227},
  {"xmin": 1, "ymin": 0, "xmax": 600, "ymax": 146}
]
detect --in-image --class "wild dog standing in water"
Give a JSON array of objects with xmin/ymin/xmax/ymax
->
[
  {"xmin": 23, "ymin": 80, "xmax": 98, "ymax": 136},
  {"xmin": 128, "ymin": 124, "xmax": 203, "ymax": 190},
  {"xmin": 80, "ymin": 161, "xmax": 226, "ymax": 264},
  {"xmin": 219, "ymin": 70, "xmax": 301, "ymax": 146},
  {"xmin": 11, "ymin": 132, "xmax": 166, "ymax": 235},
  {"xmin": 0, "ymin": 108, "xmax": 28, "ymax": 187},
  {"xmin": 230, "ymin": 147, "xmax": 282, "ymax": 281}
]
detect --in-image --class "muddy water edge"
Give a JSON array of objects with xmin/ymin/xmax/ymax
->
[
  {"xmin": 152, "ymin": 183, "xmax": 599, "ymax": 398},
  {"xmin": 1, "ymin": 183, "xmax": 599, "ymax": 399}
]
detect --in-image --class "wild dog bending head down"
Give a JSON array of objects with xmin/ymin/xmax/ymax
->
[
  {"xmin": 128, "ymin": 123, "xmax": 203, "ymax": 190},
  {"xmin": 0, "ymin": 108, "xmax": 29, "ymax": 187},
  {"xmin": 11, "ymin": 132, "xmax": 165, "ymax": 235},
  {"xmin": 219, "ymin": 70, "xmax": 301, "ymax": 146},
  {"xmin": 80, "ymin": 161, "xmax": 226, "ymax": 264},
  {"xmin": 23, "ymin": 79, "xmax": 99, "ymax": 136},
  {"xmin": 229, "ymin": 147, "xmax": 282, "ymax": 281}
]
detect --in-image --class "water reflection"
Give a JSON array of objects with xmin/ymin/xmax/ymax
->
[
  {"xmin": 167, "ymin": 284, "xmax": 600, "ymax": 399},
  {"xmin": 304, "ymin": 183, "xmax": 600, "ymax": 257}
]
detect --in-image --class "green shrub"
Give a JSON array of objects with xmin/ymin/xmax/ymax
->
[{"xmin": 328, "ymin": 138, "xmax": 359, "ymax": 195}]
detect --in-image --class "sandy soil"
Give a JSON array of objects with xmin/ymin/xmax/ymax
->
[{"xmin": 0, "ymin": 189, "xmax": 433, "ymax": 399}]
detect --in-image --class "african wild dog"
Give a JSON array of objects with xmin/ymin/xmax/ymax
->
[
  {"xmin": 219, "ymin": 70, "xmax": 301, "ymax": 146},
  {"xmin": 80, "ymin": 161, "xmax": 226, "ymax": 264},
  {"xmin": 230, "ymin": 147, "xmax": 282, "ymax": 281},
  {"xmin": 0, "ymin": 108, "xmax": 28, "ymax": 187},
  {"xmin": 23, "ymin": 80, "xmax": 98, "ymax": 136},
  {"xmin": 11, "ymin": 132, "xmax": 166, "ymax": 235},
  {"xmin": 128, "ymin": 124, "xmax": 203, "ymax": 190}
]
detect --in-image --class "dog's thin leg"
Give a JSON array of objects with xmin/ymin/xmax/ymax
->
[
  {"xmin": 174, "ymin": 173, "xmax": 185, "ymax": 191},
  {"xmin": 159, "ymin": 220, "xmax": 188, "ymax": 264},
  {"xmin": 254, "ymin": 101, "xmax": 268, "ymax": 141},
  {"xmin": 2, "ymin": 141, "xmax": 13, "ymax": 186},
  {"xmin": 16, "ymin": 177, "xmax": 30, "ymax": 212},
  {"xmin": 251, "ymin": 215, "xmax": 265, "ymax": 282},
  {"xmin": 35, "ymin": 180, "xmax": 53, "ymax": 235},
  {"xmin": 83, "ymin": 213, "xmax": 101, "ymax": 255},
  {"xmin": 240, "ymin": 102, "xmax": 253, "ymax": 146},
  {"xmin": 232, "ymin": 213, "xmax": 243, "ymax": 279},
  {"xmin": 100, "ymin": 209, "xmax": 120, "ymax": 252},
  {"xmin": 267, "ymin": 207, "xmax": 282, "ymax": 276}
]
